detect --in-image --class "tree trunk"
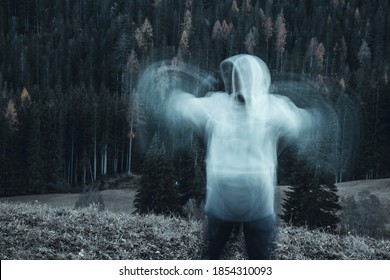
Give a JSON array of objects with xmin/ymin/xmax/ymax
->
[
  {"xmin": 101, "ymin": 144, "xmax": 107, "ymax": 175},
  {"xmin": 89, "ymin": 159, "xmax": 94, "ymax": 182},
  {"xmin": 70, "ymin": 135, "xmax": 74, "ymax": 184},
  {"xmin": 93, "ymin": 106, "xmax": 97, "ymax": 180},
  {"xmin": 127, "ymin": 109, "xmax": 134, "ymax": 175}
]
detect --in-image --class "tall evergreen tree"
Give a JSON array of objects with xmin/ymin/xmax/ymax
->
[
  {"xmin": 175, "ymin": 141, "xmax": 206, "ymax": 208},
  {"xmin": 274, "ymin": 8, "xmax": 287, "ymax": 71},
  {"xmin": 134, "ymin": 134, "xmax": 180, "ymax": 215},
  {"xmin": 281, "ymin": 156, "xmax": 341, "ymax": 231},
  {"xmin": 26, "ymin": 101, "xmax": 45, "ymax": 193}
]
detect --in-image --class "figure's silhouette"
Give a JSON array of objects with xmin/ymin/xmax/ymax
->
[{"xmin": 168, "ymin": 55, "xmax": 314, "ymax": 259}]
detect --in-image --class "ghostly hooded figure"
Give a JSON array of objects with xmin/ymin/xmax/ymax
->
[
  {"xmin": 168, "ymin": 55, "xmax": 313, "ymax": 258},
  {"xmin": 170, "ymin": 55, "xmax": 310, "ymax": 221}
]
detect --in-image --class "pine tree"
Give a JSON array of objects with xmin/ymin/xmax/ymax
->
[
  {"xmin": 4, "ymin": 99, "xmax": 18, "ymax": 129},
  {"xmin": 27, "ymin": 102, "xmax": 45, "ymax": 193},
  {"xmin": 274, "ymin": 9, "xmax": 287, "ymax": 71},
  {"xmin": 175, "ymin": 142, "xmax": 206, "ymax": 208},
  {"xmin": 134, "ymin": 134, "xmax": 180, "ymax": 215},
  {"xmin": 231, "ymin": 0, "xmax": 240, "ymax": 15},
  {"xmin": 134, "ymin": 17, "xmax": 154, "ymax": 54},
  {"xmin": 356, "ymin": 39, "xmax": 372, "ymax": 89},
  {"xmin": 357, "ymin": 39, "xmax": 371, "ymax": 68},
  {"xmin": 244, "ymin": 26, "xmax": 258, "ymax": 55},
  {"xmin": 281, "ymin": 151, "xmax": 341, "ymax": 231},
  {"xmin": 305, "ymin": 37, "xmax": 325, "ymax": 75},
  {"xmin": 178, "ymin": 9, "xmax": 192, "ymax": 59},
  {"xmin": 262, "ymin": 16, "xmax": 273, "ymax": 62},
  {"xmin": 1, "ymin": 95, "xmax": 24, "ymax": 195},
  {"xmin": 127, "ymin": 89, "xmax": 146, "ymax": 175},
  {"xmin": 42, "ymin": 88, "xmax": 66, "ymax": 191}
]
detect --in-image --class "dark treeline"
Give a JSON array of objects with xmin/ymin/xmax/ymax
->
[{"xmin": 0, "ymin": 0, "xmax": 389, "ymax": 196}]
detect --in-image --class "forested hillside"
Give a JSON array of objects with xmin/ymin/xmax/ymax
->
[{"xmin": 0, "ymin": 0, "xmax": 389, "ymax": 196}]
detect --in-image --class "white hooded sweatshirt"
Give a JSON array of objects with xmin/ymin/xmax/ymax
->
[{"xmin": 169, "ymin": 55, "xmax": 312, "ymax": 222}]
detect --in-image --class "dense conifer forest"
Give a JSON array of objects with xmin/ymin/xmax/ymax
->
[{"xmin": 0, "ymin": 0, "xmax": 389, "ymax": 196}]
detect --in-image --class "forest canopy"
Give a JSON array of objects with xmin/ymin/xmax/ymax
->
[{"xmin": 0, "ymin": 0, "xmax": 389, "ymax": 196}]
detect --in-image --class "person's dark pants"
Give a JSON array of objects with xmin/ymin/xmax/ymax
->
[{"xmin": 206, "ymin": 214, "xmax": 276, "ymax": 260}]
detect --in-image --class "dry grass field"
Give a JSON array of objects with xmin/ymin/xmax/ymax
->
[
  {"xmin": 1, "ymin": 201, "xmax": 389, "ymax": 260},
  {"xmin": 1, "ymin": 178, "xmax": 389, "ymax": 260}
]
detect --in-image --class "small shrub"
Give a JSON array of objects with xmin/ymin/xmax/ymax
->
[
  {"xmin": 74, "ymin": 186, "xmax": 105, "ymax": 211},
  {"xmin": 339, "ymin": 190, "xmax": 387, "ymax": 238},
  {"xmin": 182, "ymin": 199, "xmax": 205, "ymax": 220}
]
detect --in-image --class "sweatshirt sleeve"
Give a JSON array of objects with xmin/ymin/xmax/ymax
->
[
  {"xmin": 270, "ymin": 94, "xmax": 316, "ymax": 140},
  {"xmin": 167, "ymin": 91, "xmax": 210, "ymax": 133}
]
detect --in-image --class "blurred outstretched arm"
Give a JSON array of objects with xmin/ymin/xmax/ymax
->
[
  {"xmin": 271, "ymin": 94, "xmax": 320, "ymax": 141},
  {"xmin": 167, "ymin": 91, "xmax": 210, "ymax": 134}
]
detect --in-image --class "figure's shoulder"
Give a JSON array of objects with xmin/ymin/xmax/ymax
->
[
  {"xmin": 205, "ymin": 91, "xmax": 228, "ymax": 99},
  {"xmin": 197, "ymin": 92, "xmax": 230, "ymax": 122},
  {"xmin": 268, "ymin": 94, "xmax": 300, "ymax": 114},
  {"xmin": 268, "ymin": 93, "xmax": 289, "ymax": 104},
  {"xmin": 199, "ymin": 91, "xmax": 229, "ymax": 109},
  {"xmin": 203, "ymin": 91, "xmax": 229, "ymax": 106}
]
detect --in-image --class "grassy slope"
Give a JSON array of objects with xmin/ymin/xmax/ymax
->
[
  {"xmin": 0, "ymin": 174, "xmax": 139, "ymax": 213},
  {"xmin": 277, "ymin": 178, "xmax": 390, "ymax": 234},
  {"xmin": 1, "ymin": 202, "xmax": 389, "ymax": 260},
  {"xmin": 277, "ymin": 178, "xmax": 390, "ymax": 206},
  {"xmin": 3, "ymin": 178, "xmax": 389, "ymax": 215},
  {"xmin": 335, "ymin": 178, "xmax": 390, "ymax": 204}
]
